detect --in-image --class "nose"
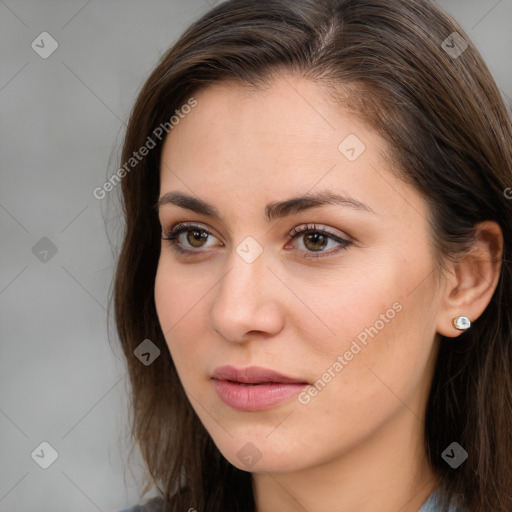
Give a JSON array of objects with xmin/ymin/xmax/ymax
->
[{"xmin": 209, "ymin": 247, "xmax": 285, "ymax": 343}]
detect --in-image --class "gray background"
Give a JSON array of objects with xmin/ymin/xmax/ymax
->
[{"xmin": 1, "ymin": 1, "xmax": 511, "ymax": 511}]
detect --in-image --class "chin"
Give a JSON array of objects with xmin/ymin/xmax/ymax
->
[{"xmin": 213, "ymin": 437, "xmax": 315, "ymax": 474}]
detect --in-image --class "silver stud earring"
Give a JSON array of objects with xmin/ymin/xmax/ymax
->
[{"xmin": 453, "ymin": 316, "xmax": 471, "ymax": 330}]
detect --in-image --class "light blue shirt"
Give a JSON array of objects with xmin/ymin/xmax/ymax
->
[
  {"xmin": 117, "ymin": 487, "xmax": 466, "ymax": 512},
  {"xmin": 418, "ymin": 488, "xmax": 465, "ymax": 512}
]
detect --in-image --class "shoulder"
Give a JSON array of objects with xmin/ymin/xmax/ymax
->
[
  {"xmin": 116, "ymin": 486, "xmax": 196, "ymax": 512},
  {"xmin": 418, "ymin": 488, "xmax": 467, "ymax": 512}
]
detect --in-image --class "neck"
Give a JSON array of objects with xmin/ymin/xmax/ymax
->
[{"xmin": 252, "ymin": 405, "xmax": 440, "ymax": 512}]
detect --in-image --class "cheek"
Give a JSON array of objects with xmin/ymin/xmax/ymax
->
[
  {"xmin": 298, "ymin": 259, "xmax": 403, "ymax": 355},
  {"xmin": 154, "ymin": 257, "xmax": 211, "ymax": 330},
  {"xmin": 154, "ymin": 259, "xmax": 210, "ymax": 369},
  {"xmin": 298, "ymin": 256, "xmax": 435, "ymax": 407}
]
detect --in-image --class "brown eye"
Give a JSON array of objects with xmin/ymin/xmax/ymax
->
[
  {"xmin": 162, "ymin": 222, "xmax": 220, "ymax": 255},
  {"xmin": 162, "ymin": 222, "xmax": 352, "ymax": 259},
  {"xmin": 288, "ymin": 224, "xmax": 352, "ymax": 258},
  {"xmin": 302, "ymin": 232, "xmax": 329, "ymax": 252},
  {"xmin": 185, "ymin": 228, "xmax": 209, "ymax": 248}
]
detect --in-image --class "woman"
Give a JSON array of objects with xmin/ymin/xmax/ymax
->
[{"xmin": 112, "ymin": 0, "xmax": 512, "ymax": 511}]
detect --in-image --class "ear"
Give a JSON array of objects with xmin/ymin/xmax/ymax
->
[{"xmin": 436, "ymin": 221, "xmax": 503, "ymax": 338}]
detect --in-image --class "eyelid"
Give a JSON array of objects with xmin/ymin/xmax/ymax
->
[
  {"xmin": 288, "ymin": 222, "xmax": 348, "ymax": 240},
  {"xmin": 162, "ymin": 221, "xmax": 221, "ymax": 241},
  {"xmin": 161, "ymin": 222, "xmax": 223, "ymax": 255},
  {"xmin": 161, "ymin": 221, "xmax": 353, "ymax": 258}
]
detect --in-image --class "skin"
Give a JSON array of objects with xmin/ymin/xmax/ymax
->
[{"xmin": 154, "ymin": 75, "xmax": 503, "ymax": 512}]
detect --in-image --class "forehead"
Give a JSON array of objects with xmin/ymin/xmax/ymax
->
[
  {"xmin": 158, "ymin": 76, "xmax": 426, "ymax": 226},
  {"xmin": 161, "ymin": 76, "xmax": 379, "ymax": 177},
  {"xmin": 166, "ymin": 76, "xmax": 347, "ymax": 147}
]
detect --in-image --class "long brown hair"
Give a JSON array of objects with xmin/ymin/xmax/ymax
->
[{"xmin": 110, "ymin": 1, "xmax": 512, "ymax": 510}]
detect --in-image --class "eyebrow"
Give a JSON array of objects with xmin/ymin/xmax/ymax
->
[{"xmin": 154, "ymin": 190, "xmax": 376, "ymax": 222}]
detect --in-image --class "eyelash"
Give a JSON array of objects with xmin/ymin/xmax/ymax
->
[{"xmin": 161, "ymin": 222, "xmax": 352, "ymax": 259}]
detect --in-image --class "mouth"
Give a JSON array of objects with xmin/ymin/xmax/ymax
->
[
  {"xmin": 223, "ymin": 381, "xmax": 280, "ymax": 386},
  {"xmin": 211, "ymin": 365, "xmax": 309, "ymax": 385},
  {"xmin": 211, "ymin": 365, "xmax": 309, "ymax": 411}
]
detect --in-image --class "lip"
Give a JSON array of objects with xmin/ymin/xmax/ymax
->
[
  {"xmin": 211, "ymin": 365, "xmax": 309, "ymax": 412},
  {"xmin": 211, "ymin": 365, "xmax": 308, "ymax": 384}
]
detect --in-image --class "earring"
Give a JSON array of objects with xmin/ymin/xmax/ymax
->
[{"xmin": 453, "ymin": 316, "xmax": 471, "ymax": 330}]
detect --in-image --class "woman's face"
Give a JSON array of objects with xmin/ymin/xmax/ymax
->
[{"xmin": 154, "ymin": 75, "xmax": 444, "ymax": 474}]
